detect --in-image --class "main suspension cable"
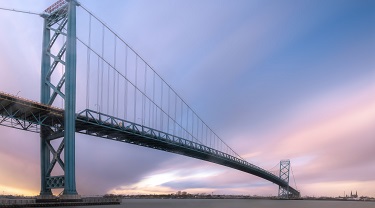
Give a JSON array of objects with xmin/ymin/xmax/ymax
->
[
  {"xmin": 0, "ymin": 7, "xmax": 40, "ymax": 16},
  {"xmin": 268, "ymin": 162, "xmax": 280, "ymax": 172},
  {"xmin": 78, "ymin": 2, "xmax": 245, "ymax": 161}
]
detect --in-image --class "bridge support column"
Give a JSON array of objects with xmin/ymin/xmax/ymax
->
[
  {"xmin": 38, "ymin": 0, "xmax": 79, "ymax": 200},
  {"xmin": 278, "ymin": 160, "xmax": 290, "ymax": 199},
  {"xmin": 62, "ymin": 0, "xmax": 78, "ymax": 198},
  {"xmin": 39, "ymin": 17, "xmax": 53, "ymax": 198}
]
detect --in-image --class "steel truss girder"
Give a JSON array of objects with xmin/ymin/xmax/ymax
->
[
  {"xmin": 76, "ymin": 109, "xmax": 299, "ymax": 197},
  {"xmin": 0, "ymin": 93, "xmax": 64, "ymax": 132},
  {"xmin": 0, "ymin": 92, "xmax": 300, "ymax": 197}
]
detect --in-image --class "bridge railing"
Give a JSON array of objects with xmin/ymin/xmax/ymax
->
[
  {"xmin": 77, "ymin": 109, "xmax": 282, "ymax": 182},
  {"xmin": 0, "ymin": 91, "xmax": 64, "ymax": 133}
]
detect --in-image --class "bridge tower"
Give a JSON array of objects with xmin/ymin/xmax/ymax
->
[
  {"xmin": 39, "ymin": 0, "xmax": 79, "ymax": 199},
  {"xmin": 278, "ymin": 160, "xmax": 290, "ymax": 199}
]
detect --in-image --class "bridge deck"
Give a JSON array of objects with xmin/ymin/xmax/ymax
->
[{"xmin": 0, "ymin": 92, "xmax": 299, "ymax": 197}]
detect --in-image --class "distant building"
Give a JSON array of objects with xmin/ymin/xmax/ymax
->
[
  {"xmin": 176, "ymin": 191, "xmax": 188, "ymax": 196},
  {"xmin": 350, "ymin": 191, "xmax": 358, "ymax": 198}
]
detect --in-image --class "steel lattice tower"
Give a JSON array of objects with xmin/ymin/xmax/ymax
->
[
  {"xmin": 39, "ymin": 0, "xmax": 79, "ymax": 199},
  {"xmin": 278, "ymin": 160, "xmax": 290, "ymax": 199}
]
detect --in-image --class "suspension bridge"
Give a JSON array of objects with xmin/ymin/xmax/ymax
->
[{"xmin": 0, "ymin": 0, "xmax": 300, "ymax": 200}]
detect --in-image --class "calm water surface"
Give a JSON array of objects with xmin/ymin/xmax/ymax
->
[{"xmin": 74, "ymin": 199, "xmax": 375, "ymax": 208}]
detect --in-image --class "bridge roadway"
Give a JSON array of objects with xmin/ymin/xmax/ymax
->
[{"xmin": 0, "ymin": 92, "xmax": 300, "ymax": 197}]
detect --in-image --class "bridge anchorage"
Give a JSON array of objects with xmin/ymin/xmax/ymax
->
[{"xmin": 0, "ymin": 0, "xmax": 300, "ymax": 200}]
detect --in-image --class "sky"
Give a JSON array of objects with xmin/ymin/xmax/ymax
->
[{"xmin": 0, "ymin": 0, "xmax": 374, "ymax": 198}]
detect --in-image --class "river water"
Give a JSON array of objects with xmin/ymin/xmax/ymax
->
[{"xmin": 75, "ymin": 199, "xmax": 375, "ymax": 208}]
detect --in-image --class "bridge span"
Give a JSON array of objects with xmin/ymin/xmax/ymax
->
[
  {"xmin": 0, "ymin": 92, "xmax": 300, "ymax": 197},
  {"xmin": 0, "ymin": 0, "xmax": 300, "ymax": 199}
]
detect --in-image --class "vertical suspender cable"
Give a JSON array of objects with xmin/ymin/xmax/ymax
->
[
  {"xmin": 220, "ymin": 138, "xmax": 222, "ymax": 152},
  {"xmin": 134, "ymin": 56, "xmax": 138, "ymax": 123},
  {"xmin": 124, "ymin": 46, "xmax": 128, "ymax": 119},
  {"xmin": 113, "ymin": 36, "xmax": 117, "ymax": 116},
  {"xmin": 174, "ymin": 93, "xmax": 177, "ymax": 136},
  {"xmin": 196, "ymin": 119, "xmax": 199, "ymax": 143},
  {"xmin": 107, "ymin": 64, "xmax": 110, "ymax": 113},
  {"xmin": 167, "ymin": 88, "xmax": 170, "ymax": 133},
  {"xmin": 145, "ymin": 65, "xmax": 150, "ymax": 126},
  {"xmin": 148, "ymin": 92, "xmax": 151, "ymax": 127},
  {"xmin": 152, "ymin": 72, "xmax": 155, "ymax": 128},
  {"xmin": 143, "ymin": 64, "xmax": 146, "ymax": 126},
  {"xmin": 86, "ymin": 14, "xmax": 91, "ymax": 109},
  {"xmin": 112, "ymin": 65, "xmax": 115, "ymax": 116},
  {"xmin": 116, "ymin": 65, "xmax": 119, "ymax": 117},
  {"xmin": 205, "ymin": 125, "xmax": 208, "ymax": 146},
  {"xmin": 218, "ymin": 136, "xmax": 220, "ymax": 152},
  {"xmin": 192, "ymin": 112, "xmax": 194, "ymax": 141},
  {"xmin": 209, "ymin": 130, "xmax": 212, "ymax": 148},
  {"xmin": 186, "ymin": 107, "xmax": 189, "ymax": 140},
  {"xmin": 201, "ymin": 122, "xmax": 203, "ymax": 145},
  {"xmin": 217, "ymin": 135, "xmax": 219, "ymax": 151},
  {"xmin": 219, "ymin": 137, "xmax": 221, "ymax": 152},
  {"xmin": 97, "ymin": 56, "xmax": 100, "ymax": 112},
  {"xmin": 180, "ymin": 99, "xmax": 183, "ymax": 137},
  {"xmin": 160, "ymin": 81, "xmax": 163, "ymax": 131},
  {"xmin": 100, "ymin": 25, "xmax": 105, "ymax": 113},
  {"xmin": 197, "ymin": 117, "xmax": 199, "ymax": 142}
]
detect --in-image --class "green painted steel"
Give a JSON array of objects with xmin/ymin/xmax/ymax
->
[
  {"xmin": 38, "ymin": 0, "xmax": 79, "ymax": 198},
  {"xmin": 63, "ymin": 0, "xmax": 78, "ymax": 196},
  {"xmin": 40, "ymin": 15, "xmax": 53, "ymax": 197}
]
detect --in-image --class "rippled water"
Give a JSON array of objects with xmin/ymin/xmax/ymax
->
[{"xmin": 75, "ymin": 199, "xmax": 375, "ymax": 208}]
